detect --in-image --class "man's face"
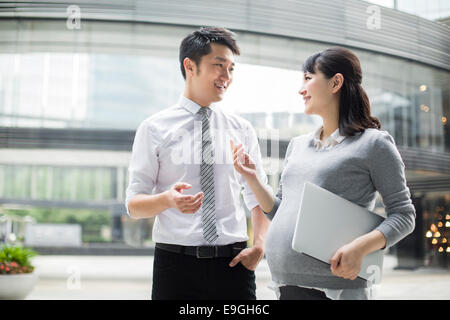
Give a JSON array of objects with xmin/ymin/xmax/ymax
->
[{"xmin": 188, "ymin": 43, "xmax": 235, "ymax": 105}]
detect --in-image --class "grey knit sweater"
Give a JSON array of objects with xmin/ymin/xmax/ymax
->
[{"xmin": 264, "ymin": 128, "xmax": 416, "ymax": 289}]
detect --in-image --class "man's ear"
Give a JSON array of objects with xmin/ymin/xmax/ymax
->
[
  {"xmin": 183, "ymin": 58, "xmax": 195, "ymax": 78},
  {"xmin": 331, "ymin": 73, "xmax": 344, "ymax": 94}
]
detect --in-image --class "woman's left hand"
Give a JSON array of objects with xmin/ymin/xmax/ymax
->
[{"xmin": 330, "ymin": 241, "xmax": 365, "ymax": 280}]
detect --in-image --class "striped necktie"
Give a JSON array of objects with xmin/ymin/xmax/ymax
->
[{"xmin": 198, "ymin": 107, "xmax": 219, "ymax": 244}]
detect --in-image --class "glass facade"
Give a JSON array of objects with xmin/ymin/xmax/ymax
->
[
  {"xmin": 363, "ymin": 54, "xmax": 450, "ymax": 152},
  {"xmin": 0, "ymin": 53, "xmax": 183, "ymax": 130},
  {"xmin": 0, "ymin": 165, "xmax": 123, "ymax": 202},
  {"xmin": 1, "ymin": 51, "xmax": 448, "ymax": 149},
  {"xmin": 367, "ymin": 0, "xmax": 450, "ymax": 21}
]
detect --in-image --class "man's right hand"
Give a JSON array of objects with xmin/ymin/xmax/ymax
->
[{"xmin": 167, "ymin": 182, "xmax": 204, "ymax": 214}]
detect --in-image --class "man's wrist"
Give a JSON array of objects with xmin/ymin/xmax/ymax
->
[
  {"xmin": 162, "ymin": 190, "xmax": 174, "ymax": 209},
  {"xmin": 252, "ymin": 239, "xmax": 265, "ymax": 250}
]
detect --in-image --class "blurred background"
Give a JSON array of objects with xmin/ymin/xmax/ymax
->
[{"xmin": 0, "ymin": 0, "xmax": 449, "ymax": 299}]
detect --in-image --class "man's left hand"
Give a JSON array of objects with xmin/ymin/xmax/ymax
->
[{"xmin": 229, "ymin": 245, "xmax": 264, "ymax": 271}]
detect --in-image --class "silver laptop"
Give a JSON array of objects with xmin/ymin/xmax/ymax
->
[{"xmin": 292, "ymin": 182, "xmax": 386, "ymax": 284}]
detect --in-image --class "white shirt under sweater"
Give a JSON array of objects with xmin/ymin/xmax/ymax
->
[{"xmin": 125, "ymin": 95, "xmax": 271, "ymax": 246}]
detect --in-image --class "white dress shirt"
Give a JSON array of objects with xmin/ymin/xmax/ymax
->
[
  {"xmin": 125, "ymin": 95, "xmax": 271, "ymax": 246},
  {"xmin": 270, "ymin": 126, "xmax": 375, "ymax": 300}
]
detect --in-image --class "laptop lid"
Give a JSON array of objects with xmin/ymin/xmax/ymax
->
[{"xmin": 292, "ymin": 181, "xmax": 386, "ymax": 284}]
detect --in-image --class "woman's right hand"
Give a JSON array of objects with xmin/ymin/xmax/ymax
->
[
  {"xmin": 230, "ymin": 140, "xmax": 275, "ymax": 213},
  {"xmin": 230, "ymin": 139, "xmax": 257, "ymax": 181}
]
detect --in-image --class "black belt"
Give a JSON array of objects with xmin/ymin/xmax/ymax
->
[{"xmin": 155, "ymin": 241, "xmax": 247, "ymax": 259}]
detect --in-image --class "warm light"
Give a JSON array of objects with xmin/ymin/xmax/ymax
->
[
  {"xmin": 443, "ymin": 117, "xmax": 448, "ymax": 125},
  {"xmin": 438, "ymin": 222, "xmax": 443, "ymax": 228},
  {"xmin": 446, "ymin": 214, "xmax": 450, "ymax": 220},
  {"xmin": 426, "ymin": 231, "xmax": 433, "ymax": 238},
  {"xmin": 419, "ymin": 85, "xmax": 427, "ymax": 92},
  {"xmin": 432, "ymin": 239, "xmax": 438, "ymax": 245},
  {"xmin": 434, "ymin": 232, "xmax": 441, "ymax": 238},
  {"xmin": 431, "ymin": 224, "xmax": 438, "ymax": 232},
  {"xmin": 442, "ymin": 238, "xmax": 447, "ymax": 244},
  {"xmin": 438, "ymin": 247, "xmax": 443, "ymax": 252},
  {"xmin": 447, "ymin": 247, "xmax": 450, "ymax": 253},
  {"xmin": 420, "ymin": 104, "xmax": 430, "ymax": 112}
]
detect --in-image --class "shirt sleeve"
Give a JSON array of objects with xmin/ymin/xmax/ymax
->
[
  {"xmin": 239, "ymin": 123, "xmax": 273, "ymax": 211},
  {"xmin": 369, "ymin": 131, "xmax": 416, "ymax": 249},
  {"xmin": 125, "ymin": 120, "xmax": 160, "ymax": 217},
  {"xmin": 262, "ymin": 137, "xmax": 295, "ymax": 220}
]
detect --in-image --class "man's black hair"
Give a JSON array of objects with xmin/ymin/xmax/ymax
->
[{"xmin": 179, "ymin": 27, "xmax": 240, "ymax": 79}]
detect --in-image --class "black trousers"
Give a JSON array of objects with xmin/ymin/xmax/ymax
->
[
  {"xmin": 151, "ymin": 246, "xmax": 256, "ymax": 300},
  {"xmin": 279, "ymin": 285, "xmax": 331, "ymax": 300}
]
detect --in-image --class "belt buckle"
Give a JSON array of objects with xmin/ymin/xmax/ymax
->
[{"xmin": 196, "ymin": 246, "xmax": 217, "ymax": 258}]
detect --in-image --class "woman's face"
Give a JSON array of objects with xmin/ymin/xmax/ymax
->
[{"xmin": 298, "ymin": 67, "xmax": 334, "ymax": 116}]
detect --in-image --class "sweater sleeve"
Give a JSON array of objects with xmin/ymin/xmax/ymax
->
[
  {"xmin": 263, "ymin": 138, "xmax": 295, "ymax": 220},
  {"xmin": 369, "ymin": 131, "xmax": 416, "ymax": 249}
]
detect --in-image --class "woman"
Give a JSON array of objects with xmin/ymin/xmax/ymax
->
[{"xmin": 230, "ymin": 47, "xmax": 416, "ymax": 300}]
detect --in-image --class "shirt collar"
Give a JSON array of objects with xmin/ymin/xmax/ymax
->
[
  {"xmin": 178, "ymin": 95, "xmax": 217, "ymax": 116},
  {"xmin": 312, "ymin": 126, "xmax": 346, "ymax": 147},
  {"xmin": 330, "ymin": 127, "xmax": 346, "ymax": 144}
]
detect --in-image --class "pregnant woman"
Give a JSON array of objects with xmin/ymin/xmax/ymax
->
[{"xmin": 230, "ymin": 47, "xmax": 416, "ymax": 300}]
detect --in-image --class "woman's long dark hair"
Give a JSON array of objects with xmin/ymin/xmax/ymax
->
[{"xmin": 302, "ymin": 47, "xmax": 381, "ymax": 136}]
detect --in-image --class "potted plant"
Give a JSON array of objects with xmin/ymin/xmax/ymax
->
[{"xmin": 0, "ymin": 245, "xmax": 38, "ymax": 299}]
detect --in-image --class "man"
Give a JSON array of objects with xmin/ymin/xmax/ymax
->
[{"xmin": 125, "ymin": 27, "xmax": 271, "ymax": 300}]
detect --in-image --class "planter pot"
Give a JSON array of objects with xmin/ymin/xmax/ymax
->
[{"xmin": 0, "ymin": 272, "xmax": 38, "ymax": 300}]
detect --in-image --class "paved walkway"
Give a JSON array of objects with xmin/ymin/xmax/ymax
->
[{"xmin": 26, "ymin": 254, "xmax": 450, "ymax": 300}]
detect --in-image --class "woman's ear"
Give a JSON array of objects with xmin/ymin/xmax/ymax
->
[{"xmin": 331, "ymin": 73, "xmax": 344, "ymax": 94}]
